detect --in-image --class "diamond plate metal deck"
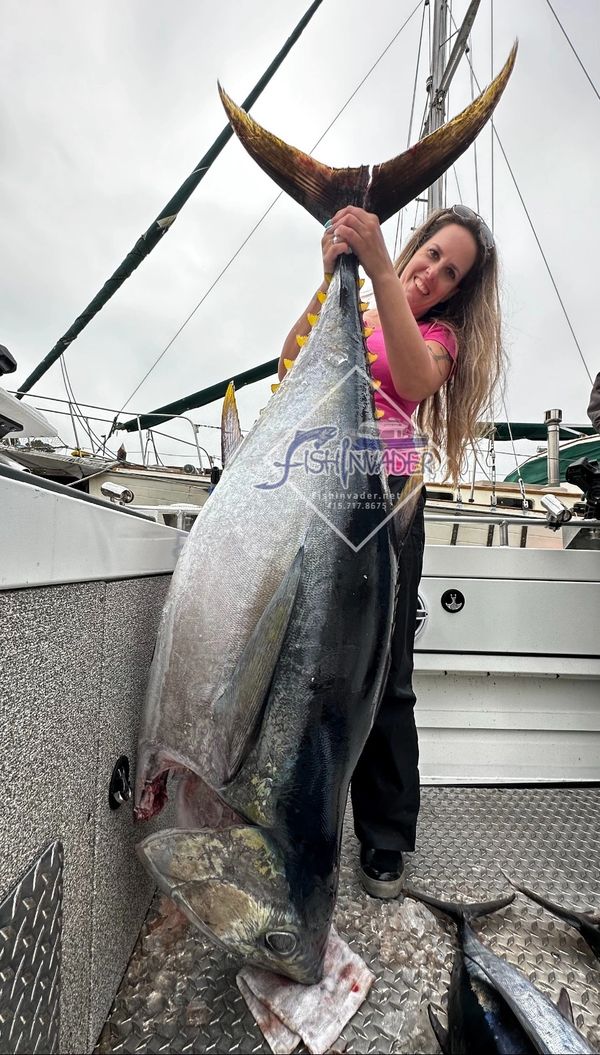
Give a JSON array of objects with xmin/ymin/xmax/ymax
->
[
  {"xmin": 0, "ymin": 840, "xmax": 62, "ymax": 1055},
  {"xmin": 96, "ymin": 787, "xmax": 600, "ymax": 1054}
]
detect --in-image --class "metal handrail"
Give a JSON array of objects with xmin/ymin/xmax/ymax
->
[{"xmin": 425, "ymin": 513, "xmax": 600, "ymax": 527}]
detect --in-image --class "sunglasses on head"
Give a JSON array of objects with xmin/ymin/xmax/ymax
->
[{"xmin": 450, "ymin": 204, "xmax": 495, "ymax": 253}]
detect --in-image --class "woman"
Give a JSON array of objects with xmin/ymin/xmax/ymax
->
[{"xmin": 278, "ymin": 204, "xmax": 504, "ymax": 898}]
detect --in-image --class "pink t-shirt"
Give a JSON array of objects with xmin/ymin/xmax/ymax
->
[{"xmin": 366, "ymin": 319, "xmax": 457, "ymax": 473}]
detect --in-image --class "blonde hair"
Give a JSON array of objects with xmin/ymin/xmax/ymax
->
[{"xmin": 394, "ymin": 207, "xmax": 505, "ymax": 483}]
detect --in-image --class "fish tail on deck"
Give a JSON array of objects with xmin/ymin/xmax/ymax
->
[{"xmin": 405, "ymin": 887, "xmax": 516, "ymax": 929}]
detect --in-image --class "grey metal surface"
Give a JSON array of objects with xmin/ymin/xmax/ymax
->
[
  {"xmin": 1, "ymin": 575, "xmax": 173, "ymax": 1054},
  {"xmin": 96, "ymin": 787, "xmax": 600, "ymax": 1054},
  {"xmin": 0, "ymin": 840, "xmax": 63, "ymax": 1055}
]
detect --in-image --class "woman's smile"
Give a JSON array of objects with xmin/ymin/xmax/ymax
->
[{"xmin": 400, "ymin": 223, "xmax": 478, "ymax": 318}]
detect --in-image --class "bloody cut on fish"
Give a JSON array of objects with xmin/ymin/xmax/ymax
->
[{"xmin": 134, "ymin": 43, "xmax": 517, "ymax": 984}]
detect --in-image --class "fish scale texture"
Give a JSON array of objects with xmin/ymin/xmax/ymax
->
[
  {"xmin": 136, "ymin": 257, "xmax": 378, "ymax": 799},
  {"xmin": 97, "ymin": 786, "xmax": 600, "ymax": 1054}
]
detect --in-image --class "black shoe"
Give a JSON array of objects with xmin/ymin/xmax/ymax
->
[{"xmin": 359, "ymin": 846, "xmax": 404, "ymax": 899}]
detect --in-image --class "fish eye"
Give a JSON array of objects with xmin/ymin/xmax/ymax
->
[{"xmin": 264, "ymin": 931, "xmax": 297, "ymax": 956}]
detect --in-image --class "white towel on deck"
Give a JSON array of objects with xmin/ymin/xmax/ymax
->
[{"xmin": 236, "ymin": 928, "xmax": 374, "ymax": 1054}]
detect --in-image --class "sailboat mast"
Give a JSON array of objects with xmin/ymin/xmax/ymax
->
[
  {"xmin": 424, "ymin": 0, "xmax": 482, "ymax": 214},
  {"xmin": 427, "ymin": 0, "xmax": 449, "ymax": 213}
]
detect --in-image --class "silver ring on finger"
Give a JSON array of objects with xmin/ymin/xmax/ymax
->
[{"xmin": 332, "ymin": 233, "xmax": 340, "ymax": 244}]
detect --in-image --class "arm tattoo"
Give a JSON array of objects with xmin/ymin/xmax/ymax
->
[{"xmin": 429, "ymin": 346, "xmax": 452, "ymax": 375}]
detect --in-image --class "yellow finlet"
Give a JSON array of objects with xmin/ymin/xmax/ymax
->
[
  {"xmin": 316, "ymin": 291, "xmax": 327, "ymax": 304},
  {"xmin": 283, "ymin": 358, "xmax": 294, "ymax": 371},
  {"xmin": 358, "ymin": 278, "xmax": 365, "ymax": 288},
  {"xmin": 367, "ymin": 352, "xmax": 378, "ymax": 364},
  {"xmin": 296, "ymin": 334, "xmax": 308, "ymax": 347},
  {"xmin": 359, "ymin": 302, "xmax": 369, "ymax": 312},
  {"xmin": 371, "ymin": 379, "xmax": 382, "ymax": 389},
  {"xmin": 307, "ymin": 313, "xmax": 319, "ymax": 326},
  {"xmin": 375, "ymin": 408, "xmax": 385, "ymax": 419},
  {"xmin": 271, "ymin": 383, "xmax": 280, "ymax": 394},
  {"xmin": 363, "ymin": 327, "xmax": 373, "ymax": 338},
  {"xmin": 324, "ymin": 273, "xmax": 333, "ymax": 284}
]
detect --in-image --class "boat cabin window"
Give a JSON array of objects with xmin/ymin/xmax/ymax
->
[{"xmin": 496, "ymin": 496, "xmax": 533, "ymax": 510}]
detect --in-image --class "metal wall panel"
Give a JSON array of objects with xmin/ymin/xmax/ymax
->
[{"xmin": 0, "ymin": 842, "xmax": 63, "ymax": 1055}]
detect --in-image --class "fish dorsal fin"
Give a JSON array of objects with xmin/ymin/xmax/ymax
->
[
  {"xmin": 213, "ymin": 546, "xmax": 304, "ymax": 780},
  {"xmin": 221, "ymin": 381, "xmax": 244, "ymax": 468},
  {"xmin": 218, "ymin": 43, "xmax": 517, "ymax": 224},
  {"xmin": 557, "ymin": 988, "xmax": 575, "ymax": 1024},
  {"xmin": 427, "ymin": 1005, "xmax": 450, "ymax": 1055}
]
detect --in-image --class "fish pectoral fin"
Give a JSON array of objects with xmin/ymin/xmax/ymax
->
[
  {"xmin": 214, "ymin": 546, "xmax": 305, "ymax": 779},
  {"xmin": 391, "ymin": 473, "xmax": 424, "ymax": 554},
  {"xmin": 221, "ymin": 381, "xmax": 244, "ymax": 468},
  {"xmin": 557, "ymin": 988, "xmax": 575, "ymax": 1024},
  {"xmin": 427, "ymin": 1005, "xmax": 450, "ymax": 1055}
]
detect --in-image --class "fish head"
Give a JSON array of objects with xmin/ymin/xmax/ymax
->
[{"xmin": 137, "ymin": 824, "xmax": 328, "ymax": 983}]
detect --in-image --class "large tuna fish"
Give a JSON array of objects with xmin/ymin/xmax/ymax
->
[{"xmin": 134, "ymin": 45, "xmax": 517, "ymax": 984}]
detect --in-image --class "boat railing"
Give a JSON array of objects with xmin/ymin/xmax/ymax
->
[
  {"xmin": 132, "ymin": 412, "xmax": 213, "ymax": 471},
  {"xmin": 424, "ymin": 510, "xmax": 600, "ymax": 546}
]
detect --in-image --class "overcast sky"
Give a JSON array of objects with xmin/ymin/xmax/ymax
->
[{"xmin": 1, "ymin": 0, "xmax": 598, "ymax": 475}]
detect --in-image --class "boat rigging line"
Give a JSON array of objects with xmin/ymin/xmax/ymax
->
[
  {"xmin": 113, "ymin": 0, "xmax": 425, "ymax": 431},
  {"xmin": 543, "ymin": 0, "xmax": 600, "ymax": 103},
  {"xmin": 393, "ymin": 0, "xmax": 430, "ymax": 258},
  {"xmin": 59, "ymin": 352, "xmax": 117, "ymax": 457},
  {"xmin": 14, "ymin": 0, "xmax": 325, "ymax": 400},
  {"xmin": 447, "ymin": 4, "xmax": 594, "ymax": 387}
]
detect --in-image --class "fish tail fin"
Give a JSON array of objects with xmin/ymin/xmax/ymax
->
[
  {"xmin": 218, "ymin": 43, "xmax": 517, "ymax": 224},
  {"xmin": 501, "ymin": 870, "xmax": 588, "ymax": 930},
  {"xmin": 406, "ymin": 886, "xmax": 515, "ymax": 929},
  {"xmin": 218, "ymin": 82, "xmax": 368, "ymax": 222},
  {"xmin": 366, "ymin": 43, "xmax": 517, "ymax": 223}
]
